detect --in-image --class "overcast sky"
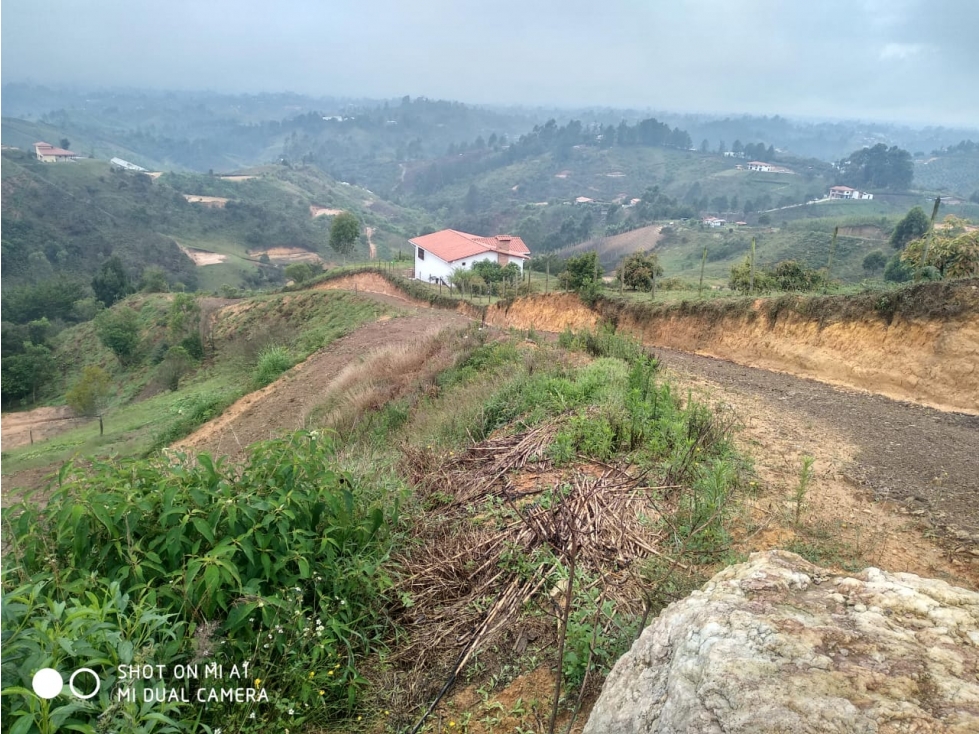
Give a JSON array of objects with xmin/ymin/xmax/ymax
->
[{"xmin": 3, "ymin": 0, "xmax": 977, "ymax": 126}]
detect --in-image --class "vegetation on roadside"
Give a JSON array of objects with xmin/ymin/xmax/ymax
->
[{"xmin": 1, "ymin": 291, "xmax": 386, "ymax": 473}]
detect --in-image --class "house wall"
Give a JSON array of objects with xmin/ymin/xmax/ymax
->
[
  {"xmin": 414, "ymin": 247, "xmax": 455, "ymax": 284},
  {"xmin": 36, "ymin": 153, "xmax": 73, "ymax": 163},
  {"xmin": 413, "ymin": 247, "xmax": 525, "ymax": 283}
]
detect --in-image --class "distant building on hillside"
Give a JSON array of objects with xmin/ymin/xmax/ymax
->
[
  {"xmin": 828, "ymin": 185, "xmax": 874, "ymax": 200},
  {"xmin": 410, "ymin": 230, "xmax": 530, "ymax": 285},
  {"xmin": 34, "ymin": 141, "xmax": 78, "ymax": 162},
  {"xmin": 110, "ymin": 157, "xmax": 147, "ymax": 172},
  {"xmin": 746, "ymin": 161, "xmax": 772, "ymax": 172},
  {"xmin": 702, "ymin": 216, "xmax": 726, "ymax": 227}
]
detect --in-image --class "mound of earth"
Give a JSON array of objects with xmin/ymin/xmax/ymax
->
[{"xmin": 585, "ymin": 550, "xmax": 979, "ymax": 734}]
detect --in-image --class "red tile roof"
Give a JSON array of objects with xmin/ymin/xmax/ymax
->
[
  {"xmin": 34, "ymin": 141, "xmax": 76, "ymax": 156},
  {"xmin": 830, "ymin": 185, "xmax": 855, "ymax": 191},
  {"xmin": 409, "ymin": 230, "xmax": 530, "ymax": 263}
]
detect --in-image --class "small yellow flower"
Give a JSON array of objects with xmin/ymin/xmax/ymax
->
[
  {"xmin": 254, "ymin": 678, "xmax": 262, "ymax": 687},
  {"xmin": 308, "ymin": 671, "xmax": 315, "ymax": 679},
  {"xmin": 327, "ymin": 670, "xmax": 334, "ymax": 676},
  {"xmin": 319, "ymin": 690, "xmax": 325, "ymax": 696},
  {"xmin": 450, "ymin": 723, "xmax": 457, "ymax": 728}
]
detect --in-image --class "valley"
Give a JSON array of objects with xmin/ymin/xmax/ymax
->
[{"xmin": 2, "ymin": 81, "xmax": 978, "ymax": 734}]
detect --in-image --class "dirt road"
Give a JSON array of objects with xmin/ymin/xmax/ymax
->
[{"xmin": 656, "ymin": 347, "xmax": 979, "ymax": 546}]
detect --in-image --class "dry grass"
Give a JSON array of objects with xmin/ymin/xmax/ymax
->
[
  {"xmin": 314, "ymin": 328, "xmax": 481, "ymax": 435},
  {"xmin": 379, "ymin": 423, "xmax": 701, "ymax": 729}
]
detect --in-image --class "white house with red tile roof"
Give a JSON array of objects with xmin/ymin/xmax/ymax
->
[
  {"xmin": 409, "ymin": 229, "xmax": 530, "ymax": 284},
  {"xmin": 34, "ymin": 141, "xmax": 78, "ymax": 162}
]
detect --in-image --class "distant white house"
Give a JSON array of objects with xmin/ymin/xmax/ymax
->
[
  {"xmin": 828, "ymin": 185, "xmax": 874, "ymax": 200},
  {"xmin": 746, "ymin": 161, "xmax": 773, "ymax": 172},
  {"xmin": 702, "ymin": 216, "xmax": 726, "ymax": 227},
  {"xmin": 34, "ymin": 141, "xmax": 78, "ymax": 162},
  {"xmin": 410, "ymin": 230, "xmax": 530, "ymax": 285}
]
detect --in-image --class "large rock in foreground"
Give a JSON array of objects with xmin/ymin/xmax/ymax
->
[{"xmin": 584, "ymin": 550, "xmax": 979, "ymax": 734}]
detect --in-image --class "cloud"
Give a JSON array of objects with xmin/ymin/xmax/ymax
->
[
  {"xmin": 1, "ymin": 0, "xmax": 977, "ymax": 126},
  {"xmin": 879, "ymin": 43, "xmax": 928, "ymax": 61}
]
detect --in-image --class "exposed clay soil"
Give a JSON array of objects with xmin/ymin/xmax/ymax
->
[
  {"xmin": 1, "ymin": 406, "xmax": 89, "ymax": 451},
  {"xmin": 174, "ymin": 311, "xmax": 469, "ymax": 461},
  {"xmin": 177, "ymin": 244, "xmax": 227, "ymax": 265},
  {"xmin": 655, "ymin": 347, "xmax": 979, "ymax": 573},
  {"xmin": 247, "ymin": 246, "xmax": 324, "ymax": 264},
  {"xmin": 182, "ymin": 195, "xmax": 229, "ymax": 207},
  {"xmin": 309, "ymin": 205, "xmax": 343, "ymax": 217}
]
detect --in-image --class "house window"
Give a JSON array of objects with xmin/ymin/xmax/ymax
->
[
  {"xmin": 461, "ymin": 262, "xmax": 467, "ymax": 266},
  {"xmin": 417, "ymin": 248, "xmax": 425, "ymax": 260}
]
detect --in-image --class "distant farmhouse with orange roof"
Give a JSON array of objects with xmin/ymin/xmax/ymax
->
[
  {"xmin": 34, "ymin": 141, "xmax": 78, "ymax": 163},
  {"xmin": 409, "ymin": 230, "xmax": 530, "ymax": 285}
]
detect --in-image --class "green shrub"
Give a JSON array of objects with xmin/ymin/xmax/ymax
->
[
  {"xmin": 3, "ymin": 431, "xmax": 398, "ymax": 729},
  {"xmin": 65, "ymin": 365, "xmax": 111, "ymax": 417},
  {"xmin": 253, "ymin": 345, "xmax": 293, "ymax": 387},
  {"xmin": 95, "ymin": 306, "xmax": 141, "ymax": 364}
]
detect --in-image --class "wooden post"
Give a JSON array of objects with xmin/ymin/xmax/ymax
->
[
  {"xmin": 99, "ymin": 415, "xmax": 104, "ymax": 436},
  {"xmin": 546, "ymin": 260, "xmax": 550, "ymax": 293},
  {"xmin": 30, "ymin": 429, "xmax": 34, "ymax": 445},
  {"xmin": 699, "ymin": 245, "xmax": 707, "ymax": 298},
  {"xmin": 749, "ymin": 237, "xmax": 756, "ymax": 293},
  {"xmin": 826, "ymin": 226, "xmax": 838, "ymax": 290},
  {"xmin": 917, "ymin": 196, "xmax": 942, "ymax": 281}
]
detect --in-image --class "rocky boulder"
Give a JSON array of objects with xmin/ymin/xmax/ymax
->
[{"xmin": 584, "ymin": 550, "xmax": 979, "ymax": 734}]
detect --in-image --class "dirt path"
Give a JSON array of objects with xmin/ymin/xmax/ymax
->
[
  {"xmin": 365, "ymin": 226, "xmax": 377, "ymax": 260},
  {"xmin": 655, "ymin": 347, "xmax": 979, "ymax": 581},
  {"xmin": 174, "ymin": 311, "xmax": 469, "ymax": 461}
]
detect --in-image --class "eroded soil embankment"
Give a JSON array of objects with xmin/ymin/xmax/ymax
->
[
  {"xmin": 613, "ymin": 303, "xmax": 977, "ymax": 415},
  {"xmin": 480, "ymin": 284, "xmax": 979, "ymax": 415},
  {"xmin": 313, "ymin": 274, "xmax": 977, "ymax": 412}
]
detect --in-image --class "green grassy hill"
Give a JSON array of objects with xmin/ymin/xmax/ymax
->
[
  {"xmin": 914, "ymin": 153, "xmax": 979, "ymax": 198},
  {"xmin": 1, "ymin": 150, "xmax": 429, "ymax": 322},
  {"xmin": 1, "ymin": 289, "xmax": 388, "ymax": 471}
]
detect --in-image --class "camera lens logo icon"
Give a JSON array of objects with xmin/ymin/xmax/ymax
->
[{"xmin": 32, "ymin": 668, "xmax": 100, "ymax": 700}]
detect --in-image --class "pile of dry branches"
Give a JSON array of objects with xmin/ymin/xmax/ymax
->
[{"xmin": 394, "ymin": 422, "xmax": 681, "ymax": 673}]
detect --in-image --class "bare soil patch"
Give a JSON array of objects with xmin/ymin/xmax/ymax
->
[
  {"xmin": 247, "ymin": 246, "xmax": 323, "ymax": 264},
  {"xmin": 314, "ymin": 273, "xmax": 433, "ymax": 309},
  {"xmin": 1, "ymin": 406, "xmax": 88, "ymax": 451},
  {"xmin": 177, "ymin": 244, "xmax": 227, "ymax": 266},
  {"xmin": 309, "ymin": 205, "xmax": 343, "ymax": 217},
  {"xmin": 657, "ymin": 347, "xmax": 979, "ymax": 585},
  {"xmin": 182, "ymin": 195, "xmax": 229, "ymax": 207},
  {"xmin": 563, "ymin": 223, "xmax": 663, "ymax": 262}
]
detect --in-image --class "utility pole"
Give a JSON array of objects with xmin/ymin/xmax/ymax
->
[{"xmin": 749, "ymin": 238, "xmax": 756, "ymax": 293}]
